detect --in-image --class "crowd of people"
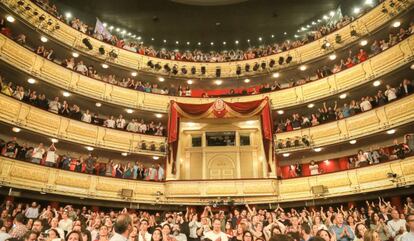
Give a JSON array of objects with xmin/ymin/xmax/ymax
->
[
  {"xmin": 0, "ymin": 196, "xmax": 414, "ymax": 241},
  {"xmin": 0, "ymin": 75, "xmax": 166, "ymax": 137},
  {"xmin": 32, "ymin": 0, "xmax": 360, "ymax": 63},
  {"xmin": 0, "ymin": 137, "xmax": 165, "ymax": 181},
  {"xmin": 284, "ymin": 135, "xmax": 414, "ymax": 178},
  {"xmin": 274, "ymin": 78, "xmax": 413, "ymax": 133},
  {"xmin": 1, "ymin": 13, "xmax": 413, "ymax": 98}
]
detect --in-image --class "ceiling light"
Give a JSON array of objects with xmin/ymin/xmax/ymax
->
[
  {"xmin": 277, "ymin": 110, "xmax": 284, "ymax": 115},
  {"xmin": 329, "ymin": 54, "xmax": 337, "ymax": 60},
  {"xmin": 353, "ymin": 7, "xmax": 361, "ymax": 14},
  {"xmin": 299, "ymin": 65, "xmax": 307, "ymax": 71},
  {"xmin": 360, "ymin": 40, "xmax": 368, "ymax": 46},
  {"xmin": 247, "ymin": 39, "xmax": 250, "ymax": 42},
  {"xmin": 223, "ymin": 41, "xmax": 226, "ymax": 45},
  {"xmin": 258, "ymin": 37, "xmax": 262, "ymax": 41},
  {"xmin": 187, "ymin": 41, "xmax": 190, "ymax": 45},
  {"xmin": 95, "ymin": 102, "xmax": 102, "ymax": 107},
  {"xmin": 155, "ymin": 113, "xmax": 163, "ymax": 118},
  {"xmin": 175, "ymin": 41, "xmax": 179, "ymax": 44},
  {"xmin": 6, "ymin": 15, "xmax": 15, "ymax": 23},
  {"xmin": 214, "ymin": 80, "xmax": 223, "ymax": 85},
  {"xmin": 329, "ymin": 11, "xmax": 335, "ymax": 17},
  {"xmin": 323, "ymin": 15, "xmax": 329, "ymax": 20},
  {"xmin": 137, "ymin": 36, "xmax": 141, "ymax": 40},
  {"xmin": 187, "ymin": 79, "xmax": 193, "ymax": 85},
  {"xmin": 101, "ymin": 63, "xmax": 109, "ymax": 69},
  {"xmin": 210, "ymin": 42, "xmax": 214, "ymax": 45},
  {"xmin": 365, "ymin": 0, "xmax": 373, "ymax": 5},
  {"xmin": 284, "ymin": 32, "xmax": 287, "ymax": 35},
  {"xmin": 373, "ymin": 80, "xmax": 381, "ymax": 87},
  {"xmin": 163, "ymin": 39, "xmax": 167, "ymax": 43},
  {"xmin": 125, "ymin": 109, "xmax": 134, "ymax": 114},
  {"xmin": 109, "ymin": 26, "xmax": 114, "ymax": 30},
  {"xmin": 392, "ymin": 21, "xmax": 401, "ymax": 28},
  {"xmin": 72, "ymin": 52, "xmax": 79, "ymax": 58},
  {"xmin": 235, "ymin": 40, "xmax": 239, "ymax": 44},
  {"xmin": 272, "ymin": 72, "xmax": 280, "ymax": 78},
  {"xmin": 349, "ymin": 140, "xmax": 357, "ymax": 144},
  {"xmin": 271, "ymin": 35, "xmax": 275, "ymax": 38},
  {"xmin": 103, "ymin": 23, "xmax": 108, "ymax": 27},
  {"xmin": 282, "ymin": 153, "xmax": 290, "ymax": 157},
  {"xmin": 62, "ymin": 91, "xmax": 70, "ymax": 97},
  {"xmin": 153, "ymin": 156, "xmax": 160, "ymax": 160},
  {"xmin": 116, "ymin": 28, "xmax": 120, "ymax": 32},
  {"xmin": 121, "ymin": 30, "xmax": 126, "ymax": 34},
  {"xmin": 65, "ymin": 12, "xmax": 72, "ymax": 19},
  {"xmin": 339, "ymin": 93, "xmax": 347, "ymax": 99},
  {"xmin": 85, "ymin": 146, "xmax": 94, "ymax": 151},
  {"xmin": 121, "ymin": 152, "xmax": 128, "ymax": 157},
  {"xmin": 27, "ymin": 78, "xmax": 36, "ymax": 84},
  {"xmin": 198, "ymin": 42, "xmax": 201, "ymax": 45},
  {"xmin": 314, "ymin": 147, "xmax": 322, "ymax": 152},
  {"xmin": 40, "ymin": 36, "xmax": 48, "ymax": 43},
  {"xmin": 307, "ymin": 103, "xmax": 315, "ymax": 108},
  {"xmin": 127, "ymin": 32, "xmax": 131, "ymax": 36},
  {"xmin": 158, "ymin": 77, "xmax": 165, "ymax": 82},
  {"xmin": 50, "ymin": 138, "xmax": 59, "ymax": 143},
  {"xmin": 410, "ymin": 63, "xmax": 414, "ymax": 70},
  {"xmin": 386, "ymin": 129, "xmax": 396, "ymax": 135},
  {"xmin": 131, "ymin": 72, "xmax": 138, "ymax": 77},
  {"xmin": 244, "ymin": 78, "xmax": 250, "ymax": 83},
  {"xmin": 12, "ymin": 127, "xmax": 21, "ymax": 133}
]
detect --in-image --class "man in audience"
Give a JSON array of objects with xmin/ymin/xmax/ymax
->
[
  {"xmin": 330, "ymin": 213, "xmax": 354, "ymax": 241},
  {"xmin": 402, "ymin": 213, "xmax": 414, "ymax": 241},
  {"xmin": 387, "ymin": 209, "xmax": 406, "ymax": 240},
  {"xmin": 9, "ymin": 213, "xmax": 28, "ymax": 239},
  {"xmin": 110, "ymin": 213, "xmax": 132, "ymax": 241},
  {"xmin": 25, "ymin": 202, "xmax": 40, "ymax": 219}
]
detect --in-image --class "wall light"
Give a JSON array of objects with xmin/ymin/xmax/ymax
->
[
  {"xmin": 360, "ymin": 39, "xmax": 368, "ymax": 46},
  {"xmin": 329, "ymin": 54, "xmax": 337, "ymax": 60},
  {"xmin": 121, "ymin": 152, "xmax": 128, "ymax": 156},
  {"xmin": 95, "ymin": 102, "xmax": 102, "ymax": 107},
  {"xmin": 272, "ymin": 72, "xmax": 280, "ymax": 78},
  {"xmin": 314, "ymin": 147, "xmax": 322, "ymax": 152},
  {"xmin": 392, "ymin": 21, "xmax": 401, "ymax": 28},
  {"xmin": 153, "ymin": 156, "xmax": 160, "ymax": 160},
  {"xmin": 6, "ymin": 15, "xmax": 15, "ymax": 23},
  {"xmin": 155, "ymin": 113, "xmax": 163, "ymax": 118},
  {"xmin": 386, "ymin": 129, "xmax": 396, "ymax": 134},
  {"xmin": 51, "ymin": 138, "xmax": 59, "ymax": 143},
  {"xmin": 131, "ymin": 72, "xmax": 138, "ymax": 77},
  {"xmin": 40, "ymin": 36, "xmax": 48, "ymax": 43},
  {"xmin": 101, "ymin": 63, "xmax": 109, "ymax": 69},
  {"xmin": 72, "ymin": 52, "xmax": 79, "ymax": 58},
  {"xmin": 214, "ymin": 80, "xmax": 223, "ymax": 85},
  {"xmin": 299, "ymin": 65, "xmax": 307, "ymax": 71},
  {"xmin": 339, "ymin": 93, "xmax": 347, "ymax": 99},
  {"xmin": 244, "ymin": 79, "xmax": 250, "ymax": 83},
  {"xmin": 158, "ymin": 77, "xmax": 165, "ymax": 82},
  {"xmin": 62, "ymin": 91, "xmax": 71, "ymax": 97},
  {"xmin": 283, "ymin": 153, "xmax": 290, "ymax": 157},
  {"xmin": 307, "ymin": 103, "xmax": 315, "ymax": 108},
  {"xmin": 27, "ymin": 78, "xmax": 36, "ymax": 84},
  {"xmin": 373, "ymin": 80, "xmax": 381, "ymax": 87},
  {"xmin": 277, "ymin": 110, "xmax": 284, "ymax": 115},
  {"xmin": 12, "ymin": 127, "xmax": 21, "ymax": 133},
  {"xmin": 85, "ymin": 146, "xmax": 94, "ymax": 151},
  {"xmin": 187, "ymin": 79, "xmax": 193, "ymax": 85},
  {"xmin": 349, "ymin": 140, "xmax": 357, "ymax": 144},
  {"xmin": 125, "ymin": 109, "xmax": 134, "ymax": 114}
]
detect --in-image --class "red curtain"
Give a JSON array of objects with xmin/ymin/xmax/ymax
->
[{"xmin": 168, "ymin": 98, "xmax": 273, "ymax": 175}]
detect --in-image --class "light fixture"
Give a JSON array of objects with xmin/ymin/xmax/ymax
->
[
  {"xmin": 125, "ymin": 109, "xmax": 134, "ymax": 114},
  {"xmin": 282, "ymin": 153, "xmax": 290, "ymax": 157},
  {"xmin": 153, "ymin": 156, "xmax": 160, "ymax": 160},
  {"xmin": 51, "ymin": 138, "xmax": 59, "ymax": 143},
  {"xmin": 175, "ymin": 41, "xmax": 179, "ymax": 44},
  {"xmin": 198, "ymin": 42, "xmax": 201, "ymax": 45},
  {"xmin": 163, "ymin": 39, "xmax": 167, "ymax": 43},
  {"xmin": 85, "ymin": 146, "xmax": 94, "ymax": 151},
  {"xmin": 187, "ymin": 41, "xmax": 190, "ymax": 45},
  {"xmin": 235, "ymin": 40, "xmax": 239, "ymax": 44},
  {"xmin": 65, "ymin": 12, "xmax": 72, "ymax": 19},
  {"xmin": 101, "ymin": 63, "xmax": 109, "ymax": 69},
  {"xmin": 244, "ymin": 79, "xmax": 250, "ymax": 83},
  {"xmin": 386, "ymin": 129, "xmax": 396, "ymax": 135},
  {"xmin": 373, "ymin": 80, "xmax": 381, "ymax": 87},
  {"xmin": 187, "ymin": 79, "xmax": 193, "ymax": 85},
  {"xmin": 62, "ymin": 91, "xmax": 71, "ymax": 97},
  {"xmin": 329, "ymin": 11, "xmax": 335, "ymax": 17},
  {"xmin": 214, "ymin": 80, "xmax": 223, "ymax": 85},
  {"xmin": 353, "ymin": 7, "xmax": 361, "ymax": 14},
  {"xmin": 72, "ymin": 52, "xmax": 79, "ymax": 58},
  {"xmin": 223, "ymin": 41, "xmax": 226, "ymax": 45},
  {"xmin": 314, "ymin": 147, "xmax": 322, "ymax": 152},
  {"xmin": 360, "ymin": 39, "xmax": 368, "ymax": 46},
  {"xmin": 272, "ymin": 72, "xmax": 280, "ymax": 78},
  {"xmin": 6, "ymin": 15, "xmax": 15, "ymax": 23},
  {"xmin": 392, "ymin": 21, "xmax": 401, "ymax": 28},
  {"xmin": 349, "ymin": 140, "xmax": 357, "ymax": 144},
  {"xmin": 40, "ymin": 36, "xmax": 48, "ymax": 43},
  {"xmin": 155, "ymin": 113, "xmax": 163, "ymax": 118},
  {"xmin": 27, "ymin": 78, "xmax": 36, "ymax": 84},
  {"xmin": 329, "ymin": 54, "xmax": 337, "ymax": 60},
  {"xmin": 365, "ymin": 0, "xmax": 373, "ymax": 5},
  {"xmin": 158, "ymin": 77, "xmax": 165, "ymax": 82},
  {"xmin": 299, "ymin": 65, "xmax": 307, "ymax": 71},
  {"xmin": 95, "ymin": 102, "xmax": 102, "ymax": 107},
  {"xmin": 271, "ymin": 34, "xmax": 275, "ymax": 38},
  {"xmin": 258, "ymin": 37, "xmax": 262, "ymax": 41},
  {"xmin": 210, "ymin": 42, "xmax": 214, "ymax": 46},
  {"xmin": 307, "ymin": 103, "xmax": 315, "ymax": 108},
  {"xmin": 103, "ymin": 23, "xmax": 108, "ymax": 27},
  {"xmin": 131, "ymin": 72, "xmax": 138, "ymax": 77},
  {"xmin": 339, "ymin": 93, "xmax": 347, "ymax": 99},
  {"xmin": 121, "ymin": 152, "xmax": 128, "ymax": 157},
  {"xmin": 277, "ymin": 110, "xmax": 284, "ymax": 115},
  {"xmin": 410, "ymin": 63, "xmax": 414, "ymax": 70},
  {"xmin": 12, "ymin": 127, "xmax": 21, "ymax": 133}
]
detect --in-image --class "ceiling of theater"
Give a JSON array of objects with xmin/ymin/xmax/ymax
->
[{"xmin": 53, "ymin": 0, "xmax": 359, "ymax": 50}]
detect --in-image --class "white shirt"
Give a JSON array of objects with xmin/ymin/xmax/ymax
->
[
  {"xmin": 401, "ymin": 232, "xmax": 414, "ymax": 241},
  {"xmin": 25, "ymin": 207, "xmax": 39, "ymax": 219},
  {"xmin": 116, "ymin": 118, "xmax": 126, "ymax": 129},
  {"xmin": 309, "ymin": 164, "xmax": 319, "ymax": 175},
  {"xmin": 110, "ymin": 232, "xmax": 128, "ymax": 241},
  {"xmin": 58, "ymin": 218, "xmax": 73, "ymax": 232},
  {"xmin": 82, "ymin": 113, "xmax": 92, "ymax": 123},
  {"xmin": 106, "ymin": 119, "xmax": 116, "ymax": 128},
  {"xmin": 32, "ymin": 147, "xmax": 45, "ymax": 159},
  {"xmin": 360, "ymin": 100, "xmax": 372, "ymax": 112},
  {"xmin": 388, "ymin": 219, "xmax": 407, "ymax": 238},
  {"xmin": 158, "ymin": 167, "xmax": 165, "ymax": 180},
  {"xmin": 385, "ymin": 88, "xmax": 397, "ymax": 101},
  {"xmin": 138, "ymin": 231, "xmax": 151, "ymax": 241},
  {"xmin": 204, "ymin": 231, "xmax": 228, "ymax": 241},
  {"xmin": 45, "ymin": 151, "xmax": 57, "ymax": 163}
]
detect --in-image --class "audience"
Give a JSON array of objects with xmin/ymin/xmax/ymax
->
[
  {"xmin": 0, "ymin": 197, "xmax": 414, "ymax": 241},
  {"xmin": 0, "ymin": 137, "xmax": 165, "ymax": 182}
]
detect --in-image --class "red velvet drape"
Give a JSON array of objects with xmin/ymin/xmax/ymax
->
[{"xmin": 167, "ymin": 98, "xmax": 273, "ymax": 175}]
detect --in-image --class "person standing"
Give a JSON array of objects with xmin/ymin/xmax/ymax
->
[
  {"xmin": 330, "ymin": 213, "xmax": 355, "ymax": 241},
  {"xmin": 110, "ymin": 214, "xmax": 132, "ymax": 241}
]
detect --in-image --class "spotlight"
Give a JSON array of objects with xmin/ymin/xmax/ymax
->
[
  {"xmin": 245, "ymin": 64, "xmax": 250, "ymax": 72},
  {"xmin": 253, "ymin": 63, "xmax": 259, "ymax": 71},
  {"xmin": 278, "ymin": 57, "xmax": 284, "ymax": 65},
  {"xmin": 269, "ymin": 59, "xmax": 275, "ymax": 68},
  {"xmin": 236, "ymin": 65, "xmax": 242, "ymax": 75},
  {"xmin": 181, "ymin": 67, "xmax": 187, "ymax": 74},
  {"xmin": 172, "ymin": 65, "xmax": 178, "ymax": 75},
  {"xmin": 216, "ymin": 67, "xmax": 221, "ymax": 78},
  {"xmin": 82, "ymin": 38, "xmax": 93, "ymax": 50},
  {"xmin": 154, "ymin": 63, "xmax": 162, "ymax": 71},
  {"xmin": 191, "ymin": 66, "xmax": 196, "ymax": 75},
  {"xmin": 201, "ymin": 66, "xmax": 206, "ymax": 75}
]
